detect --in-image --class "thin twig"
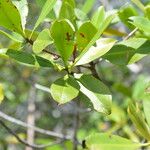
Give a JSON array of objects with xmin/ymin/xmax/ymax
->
[
  {"xmin": 0, "ymin": 111, "xmax": 72, "ymax": 140},
  {"xmin": 0, "ymin": 120, "xmax": 63, "ymax": 149},
  {"xmin": 26, "ymin": 38, "xmax": 60, "ymax": 60},
  {"xmin": 124, "ymin": 28, "xmax": 138, "ymax": 40},
  {"xmin": 72, "ymin": 101, "xmax": 80, "ymax": 150},
  {"xmin": 89, "ymin": 62, "xmax": 100, "ymax": 80}
]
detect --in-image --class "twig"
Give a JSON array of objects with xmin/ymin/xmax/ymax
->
[
  {"xmin": 0, "ymin": 111, "xmax": 72, "ymax": 140},
  {"xmin": 89, "ymin": 62, "xmax": 100, "ymax": 80},
  {"xmin": 72, "ymin": 101, "xmax": 80, "ymax": 150},
  {"xmin": 124, "ymin": 28, "xmax": 138, "ymax": 40},
  {"xmin": 26, "ymin": 38, "xmax": 60, "ymax": 60},
  {"xmin": 0, "ymin": 120, "xmax": 63, "ymax": 149}
]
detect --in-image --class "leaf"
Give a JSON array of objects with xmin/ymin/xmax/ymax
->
[
  {"xmin": 143, "ymin": 98, "xmax": 150, "ymax": 127},
  {"xmin": 76, "ymin": 21, "xmax": 97, "ymax": 51},
  {"xmin": 132, "ymin": 76, "xmax": 149, "ymax": 100},
  {"xmin": 129, "ymin": 40, "xmax": 150, "ymax": 64},
  {"xmin": 0, "ymin": 0, "xmax": 23, "ymax": 35},
  {"xmin": 118, "ymin": 4, "xmax": 138, "ymax": 29},
  {"xmin": 76, "ymin": 38, "xmax": 116, "ymax": 66},
  {"xmin": 25, "ymin": 29, "xmax": 39, "ymax": 41},
  {"xmin": 63, "ymin": 0, "xmax": 75, "ymax": 8},
  {"xmin": 129, "ymin": 16, "xmax": 150, "ymax": 33},
  {"xmin": 85, "ymin": 133, "xmax": 140, "ymax": 150},
  {"xmin": 6, "ymin": 49, "xmax": 35, "ymax": 65},
  {"xmin": 75, "ymin": 74, "xmax": 112, "ymax": 115},
  {"xmin": 131, "ymin": 0, "xmax": 145, "ymax": 12},
  {"xmin": 59, "ymin": 0, "xmax": 75, "ymax": 23},
  {"xmin": 50, "ymin": 19, "xmax": 75, "ymax": 64},
  {"xmin": 103, "ymin": 38, "xmax": 147, "ymax": 65},
  {"xmin": 32, "ymin": 0, "xmax": 56, "ymax": 32},
  {"xmin": 128, "ymin": 102, "xmax": 150, "ymax": 141},
  {"xmin": 0, "ymin": 30, "xmax": 23, "ymax": 43},
  {"xmin": 91, "ymin": 6, "xmax": 105, "ymax": 29},
  {"xmin": 0, "ymin": 84, "xmax": 4, "ymax": 104},
  {"xmin": 145, "ymin": 5, "xmax": 150, "ymax": 20},
  {"xmin": 74, "ymin": 8, "xmax": 88, "ymax": 21},
  {"xmin": 82, "ymin": 0, "xmax": 96, "ymax": 14},
  {"xmin": 35, "ymin": 55, "xmax": 54, "ymax": 68},
  {"xmin": 13, "ymin": 0, "xmax": 28, "ymax": 30},
  {"xmin": 33, "ymin": 29, "xmax": 53, "ymax": 53},
  {"xmin": 74, "ymin": 10, "xmax": 116, "ymax": 66},
  {"xmin": 50, "ymin": 76, "xmax": 80, "ymax": 104}
]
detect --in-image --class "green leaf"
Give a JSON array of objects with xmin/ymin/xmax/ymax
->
[
  {"xmin": 131, "ymin": 0, "xmax": 145, "ymax": 12},
  {"xmin": 91, "ymin": 6, "xmax": 105, "ymax": 29},
  {"xmin": 74, "ymin": 8, "xmax": 88, "ymax": 21},
  {"xmin": 50, "ymin": 19, "xmax": 75, "ymax": 64},
  {"xmin": 0, "ymin": 0, "xmax": 23, "ymax": 35},
  {"xmin": 0, "ymin": 84, "xmax": 4, "ymax": 104},
  {"xmin": 129, "ymin": 16, "xmax": 150, "ymax": 33},
  {"xmin": 32, "ymin": 0, "xmax": 56, "ymax": 32},
  {"xmin": 76, "ymin": 21, "xmax": 97, "ymax": 51},
  {"xmin": 59, "ymin": 0, "xmax": 75, "ymax": 23},
  {"xmin": 128, "ymin": 102, "xmax": 150, "ymax": 141},
  {"xmin": 6, "ymin": 49, "xmax": 35, "ymax": 65},
  {"xmin": 13, "ymin": 0, "xmax": 28, "ymax": 30},
  {"xmin": 35, "ymin": 55, "xmax": 54, "ymax": 68},
  {"xmin": 0, "ymin": 30, "xmax": 23, "ymax": 43},
  {"xmin": 132, "ymin": 76, "xmax": 149, "ymax": 100},
  {"xmin": 143, "ymin": 98, "xmax": 150, "ymax": 127},
  {"xmin": 103, "ymin": 38, "xmax": 147, "ymax": 65},
  {"xmin": 50, "ymin": 76, "xmax": 80, "ymax": 104},
  {"xmin": 75, "ymin": 74, "xmax": 112, "ymax": 115},
  {"xmin": 82, "ymin": 0, "xmax": 96, "ymax": 14},
  {"xmin": 85, "ymin": 133, "xmax": 140, "ymax": 150},
  {"xmin": 74, "ymin": 10, "xmax": 116, "ymax": 66},
  {"xmin": 33, "ymin": 29, "xmax": 53, "ymax": 53},
  {"xmin": 145, "ymin": 5, "xmax": 150, "ymax": 20},
  {"xmin": 60, "ymin": 0, "xmax": 75, "ymax": 9},
  {"xmin": 25, "ymin": 29, "xmax": 39, "ymax": 41},
  {"xmin": 118, "ymin": 4, "xmax": 138, "ymax": 29},
  {"xmin": 76, "ymin": 38, "xmax": 116, "ymax": 66},
  {"xmin": 128, "ymin": 54, "xmax": 146, "ymax": 64}
]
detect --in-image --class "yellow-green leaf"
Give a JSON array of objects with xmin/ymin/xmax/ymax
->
[
  {"xmin": 0, "ymin": 84, "xmax": 4, "ymax": 104},
  {"xmin": 0, "ymin": 0, "xmax": 23, "ymax": 35},
  {"xmin": 85, "ymin": 133, "xmax": 140, "ymax": 150}
]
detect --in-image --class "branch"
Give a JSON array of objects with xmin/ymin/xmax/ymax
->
[
  {"xmin": 0, "ymin": 111, "xmax": 72, "ymax": 140},
  {"xmin": 26, "ymin": 38, "xmax": 60, "ymax": 60},
  {"xmin": 89, "ymin": 62, "xmax": 100, "ymax": 80},
  {"xmin": 124, "ymin": 28, "xmax": 138, "ymax": 40},
  {"xmin": 72, "ymin": 101, "xmax": 80, "ymax": 150},
  {"xmin": 0, "ymin": 120, "xmax": 63, "ymax": 149}
]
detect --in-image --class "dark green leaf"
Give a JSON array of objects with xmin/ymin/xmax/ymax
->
[
  {"xmin": 75, "ymin": 74, "xmax": 112, "ymax": 115},
  {"xmin": 35, "ymin": 55, "xmax": 54, "ymax": 68},
  {"xmin": 6, "ymin": 49, "xmax": 35, "ymax": 65}
]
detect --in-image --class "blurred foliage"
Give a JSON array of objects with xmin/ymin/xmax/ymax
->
[{"xmin": 0, "ymin": 0, "xmax": 150, "ymax": 150}]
